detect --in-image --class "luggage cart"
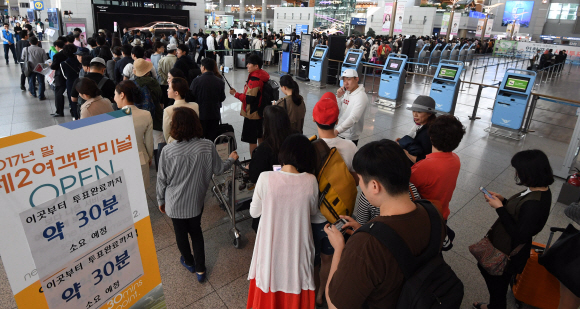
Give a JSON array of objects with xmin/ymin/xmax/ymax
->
[{"xmin": 211, "ymin": 134, "xmax": 254, "ymax": 248}]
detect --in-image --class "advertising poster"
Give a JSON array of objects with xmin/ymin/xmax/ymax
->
[
  {"xmin": 493, "ymin": 40, "xmax": 517, "ymax": 55},
  {"xmin": 47, "ymin": 8, "xmax": 59, "ymax": 30},
  {"xmin": 27, "ymin": 9, "xmax": 35, "ymax": 23},
  {"xmin": 515, "ymin": 41, "xmax": 580, "ymax": 57},
  {"xmin": 476, "ymin": 19, "xmax": 485, "ymax": 37},
  {"xmin": 0, "ymin": 110, "xmax": 166, "ymax": 308},
  {"xmin": 393, "ymin": 2, "xmax": 405, "ymax": 33},
  {"xmin": 382, "ymin": 3, "xmax": 393, "ymax": 32},
  {"xmin": 502, "ymin": 1, "xmax": 534, "ymax": 27},
  {"xmin": 65, "ymin": 23, "xmax": 86, "ymax": 44},
  {"xmin": 450, "ymin": 14, "xmax": 461, "ymax": 36},
  {"xmin": 440, "ymin": 12, "xmax": 450, "ymax": 35},
  {"xmin": 485, "ymin": 18, "xmax": 493, "ymax": 37}
]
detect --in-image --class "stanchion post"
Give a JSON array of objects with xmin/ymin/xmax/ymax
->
[{"xmin": 469, "ymin": 84, "xmax": 483, "ymax": 120}]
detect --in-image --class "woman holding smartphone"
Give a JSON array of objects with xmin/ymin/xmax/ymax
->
[{"xmin": 473, "ymin": 149, "xmax": 553, "ymax": 309}]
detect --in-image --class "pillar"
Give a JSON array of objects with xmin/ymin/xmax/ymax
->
[{"xmin": 239, "ymin": 0, "xmax": 244, "ymax": 22}]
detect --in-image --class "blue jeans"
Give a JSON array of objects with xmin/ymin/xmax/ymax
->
[
  {"xmin": 37, "ymin": 32, "xmax": 43, "ymax": 41},
  {"xmin": 29, "ymin": 72, "xmax": 45, "ymax": 98}
]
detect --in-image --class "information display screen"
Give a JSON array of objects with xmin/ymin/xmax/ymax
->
[
  {"xmin": 345, "ymin": 53, "xmax": 360, "ymax": 65},
  {"xmin": 504, "ymin": 75, "xmax": 530, "ymax": 92},
  {"xmin": 437, "ymin": 66, "xmax": 458, "ymax": 80},
  {"xmin": 385, "ymin": 59, "xmax": 403, "ymax": 71},
  {"xmin": 281, "ymin": 42, "xmax": 290, "ymax": 52},
  {"xmin": 313, "ymin": 49, "xmax": 325, "ymax": 58}
]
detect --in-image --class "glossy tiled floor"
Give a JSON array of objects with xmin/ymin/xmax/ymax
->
[{"xmin": 1, "ymin": 54, "xmax": 580, "ymax": 309}]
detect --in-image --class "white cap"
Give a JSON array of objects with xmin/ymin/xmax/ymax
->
[
  {"xmin": 166, "ymin": 43, "xmax": 177, "ymax": 51},
  {"xmin": 340, "ymin": 68, "xmax": 358, "ymax": 80}
]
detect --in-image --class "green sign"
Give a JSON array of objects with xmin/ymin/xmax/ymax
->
[
  {"xmin": 506, "ymin": 78, "xmax": 528, "ymax": 91},
  {"xmin": 439, "ymin": 68, "xmax": 457, "ymax": 79}
]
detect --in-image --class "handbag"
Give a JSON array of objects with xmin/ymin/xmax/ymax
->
[
  {"xmin": 23, "ymin": 47, "xmax": 33, "ymax": 77},
  {"xmin": 469, "ymin": 236, "xmax": 524, "ymax": 276},
  {"xmin": 538, "ymin": 224, "xmax": 580, "ymax": 297}
]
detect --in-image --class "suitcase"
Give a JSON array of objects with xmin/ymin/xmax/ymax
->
[
  {"xmin": 236, "ymin": 52, "xmax": 248, "ymax": 69},
  {"xmin": 224, "ymin": 55, "xmax": 234, "ymax": 69},
  {"xmin": 511, "ymin": 241, "xmax": 560, "ymax": 309}
]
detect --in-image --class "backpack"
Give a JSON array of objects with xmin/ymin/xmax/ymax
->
[
  {"xmin": 132, "ymin": 80, "xmax": 156, "ymax": 116},
  {"xmin": 356, "ymin": 201, "xmax": 464, "ymax": 309},
  {"xmin": 250, "ymin": 78, "xmax": 279, "ymax": 118},
  {"xmin": 309, "ymin": 136, "xmax": 357, "ymax": 222},
  {"xmin": 77, "ymin": 76, "xmax": 109, "ymax": 115}
]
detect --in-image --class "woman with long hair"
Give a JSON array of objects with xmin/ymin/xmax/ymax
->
[{"xmin": 275, "ymin": 74, "xmax": 305, "ymax": 134}]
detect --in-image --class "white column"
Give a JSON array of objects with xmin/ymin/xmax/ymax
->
[{"xmin": 239, "ymin": 0, "xmax": 244, "ymax": 22}]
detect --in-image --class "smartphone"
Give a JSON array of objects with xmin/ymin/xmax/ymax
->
[
  {"xmin": 273, "ymin": 165, "xmax": 282, "ymax": 172},
  {"xmin": 332, "ymin": 218, "xmax": 348, "ymax": 234},
  {"xmin": 479, "ymin": 186, "xmax": 493, "ymax": 198}
]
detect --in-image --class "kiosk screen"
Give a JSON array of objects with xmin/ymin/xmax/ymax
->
[
  {"xmin": 504, "ymin": 76, "xmax": 530, "ymax": 93},
  {"xmin": 437, "ymin": 66, "xmax": 458, "ymax": 80},
  {"xmin": 313, "ymin": 49, "xmax": 325, "ymax": 58},
  {"xmin": 345, "ymin": 54, "xmax": 360, "ymax": 65},
  {"xmin": 386, "ymin": 59, "xmax": 403, "ymax": 71},
  {"xmin": 281, "ymin": 42, "xmax": 290, "ymax": 52}
]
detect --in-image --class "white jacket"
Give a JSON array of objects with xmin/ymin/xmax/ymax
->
[{"xmin": 336, "ymin": 84, "xmax": 368, "ymax": 141}]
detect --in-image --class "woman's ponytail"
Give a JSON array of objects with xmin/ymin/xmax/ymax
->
[{"xmin": 291, "ymin": 80, "xmax": 301, "ymax": 106}]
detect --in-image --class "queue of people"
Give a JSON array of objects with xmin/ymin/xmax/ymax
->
[{"xmin": 5, "ymin": 26, "xmax": 576, "ymax": 308}]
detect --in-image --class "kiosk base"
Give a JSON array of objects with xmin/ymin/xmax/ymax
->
[
  {"xmin": 307, "ymin": 81, "xmax": 327, "ymax": 89},
  {"xmin": 375, "ymin": 98, "xmax": 403, "ymax": 109},
  {"xmin": 484, "ymin": 125, "xmax": 526, "ymax": 141}
]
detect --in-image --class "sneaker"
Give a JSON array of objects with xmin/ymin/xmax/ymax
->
[
  {"xmin": 180, "ymin": 256, "xmax": 195, "ymax": 273},
  {"xmin": 196, "ymin": 272, "xmax": 206, "ymax": 282}
]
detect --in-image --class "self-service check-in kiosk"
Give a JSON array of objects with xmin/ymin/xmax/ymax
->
[
  {"xmin": 440, "ymin": 44, "xmax": 451, "ymax": 60},
  {"xmin": 490, "ymin": 69, "xmax": 536, "ymax": 132},
  {"xmin": 430, "ymin": 43, "xmax": 442, "ymax": 66},
  {"xmin": 308, "ymin": 45, "xmax": 329, "ymax": 86},
  {"xmin": 429, "ymin": 60, "xmax": 464, "ymax": 115},
  {"xmin": 378, "ymin": 54, "xmax": 408, "ymax": 104},
  {"xmin": 281, "ymin": 40, "xmax": 292, "ymax": 74},
  {"xmin": 450, "ymin": 44, "xmax": 461, "ymax": 61},
  {"xmin": 340, "ymin": 49, "xmax": 364, "ymax": 87}
]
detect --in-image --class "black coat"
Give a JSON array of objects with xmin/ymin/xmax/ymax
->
[
  {"xmin": 173, "ymin": 55, "xmax": 201, "ymax": 85},
  {"xmin": 189, "ymin": 72, "xmax": 226, "ymax": 121},
  {"xmin": 50, "ymin": 51, "xmax": 67, "ymax": 87},
  {"xmin": 405, "ymin": 124, "xmax": 432, "ymax": 163}
]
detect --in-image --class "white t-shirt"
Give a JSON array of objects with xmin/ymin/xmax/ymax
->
[
  {"xmin": 321, "ymin": 137, "xmax": 357, "ymax": 172},
  {"xmin": 311, "ymin": 137, "xmax": 358, "ymax": 224}
]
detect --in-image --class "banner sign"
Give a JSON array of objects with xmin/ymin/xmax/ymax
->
[
  {"xmin": 476, "ymin": 19, "xmax": 485, "ymax": 37},
  {"xmin": 450, "ymin": 14, "xmax": 461, "ymax": 36},
  {"xmin": 485, "ymin": 18, "xmax": 493, "ymax": 37},
  {"xmin": 393, "ymin": 2, "xmax": 405, "ymax": 33},
  {"xmin": 441, "ymin": 12, "xmax": 450, "ymax": 35},
  {"xmin": 514, "ymin": 41, "xmax": 580, "ymax": 57},
  {"xmin": 0, "ymin": 110, "xmax": 165, "ymax": 308},
  {"xmin": 382, "ymin": 3, "xmax": 393, "ymax": 32}
]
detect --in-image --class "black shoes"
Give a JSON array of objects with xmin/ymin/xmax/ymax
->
[
  {"xmin": 39, "ymin": 96, "xmax": 46, "ymax": 101},
  {"xmin": 51, "ymin": 113, "xmax": 64, "ymax": 117}
]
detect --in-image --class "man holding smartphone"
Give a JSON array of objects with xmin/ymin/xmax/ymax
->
[{"xmin": 335, "ymin": 69, "xmax": 368, "ymax": 146}]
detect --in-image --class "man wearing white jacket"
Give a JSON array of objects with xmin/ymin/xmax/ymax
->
[{"xmin": 335, "ymin": 69, "xmax": 368, "ymax": 146}]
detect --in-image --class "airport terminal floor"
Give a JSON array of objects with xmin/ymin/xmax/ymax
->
[{"xmin": 0, "ymin": 54, "xmax": 579, "ymax": 308}]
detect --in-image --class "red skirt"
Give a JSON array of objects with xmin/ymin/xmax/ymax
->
[{"xmin": 246, "ymin": 279, "xmax": 315, "ymax": 309}]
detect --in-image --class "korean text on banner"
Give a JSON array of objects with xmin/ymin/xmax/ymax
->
[
  {"xmin": 393, "ymin": 2, "xmax": 406, "ymax": 33},
  {"xmin": 441, "ymin": 12, "xmax": 450, "ymax": 35},
  {"xmin": 485, "ymin": 18, "xmax": 494, "ymax": 37},
  {"xmin": 450, "ymin": 14, "xmax": 461, "ymax": 36},
  {"xmin": 19, "ymin": 171, "xmax": 144, "ymax": 309},
  {"xmin": 476, "ymin": 19, "xmax": 485, "ymax": 37},
  {"xmin": 382, "ymin": 3, "xmax": 393, "ymax": 32},
  {"xmin": 0, "ymin": 110, "xmax": 165, "ymax": 308}
]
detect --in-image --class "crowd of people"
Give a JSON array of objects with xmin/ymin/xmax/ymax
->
[{"xmin": 3, "ymin": 22, "xmax": 579, "ymax": 308}]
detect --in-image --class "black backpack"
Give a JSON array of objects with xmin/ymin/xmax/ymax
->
[
  {"xmin": 356, "ymin": 200, "xmax": 464, "ymax": 309},
  {"xmin": 251, "ymin": 78, "xmax": 279, "ymax": 118}
]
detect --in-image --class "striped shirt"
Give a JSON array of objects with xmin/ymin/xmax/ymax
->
[
  {"xmin": 156, "ymin": 138, "xmax": 235, "ymax": 218},
  {"xmin": 355, "ymin": 183, "xmax": 421, "ymax": 225}
]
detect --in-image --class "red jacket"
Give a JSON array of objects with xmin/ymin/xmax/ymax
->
[{"xmin": 235, "ymin": 69, "xmax": 270, "ymax": 120}]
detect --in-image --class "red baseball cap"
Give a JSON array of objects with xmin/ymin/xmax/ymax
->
[{"xmin": 313, "ymin": 92, "xmax": 339, "ymax": 126}]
